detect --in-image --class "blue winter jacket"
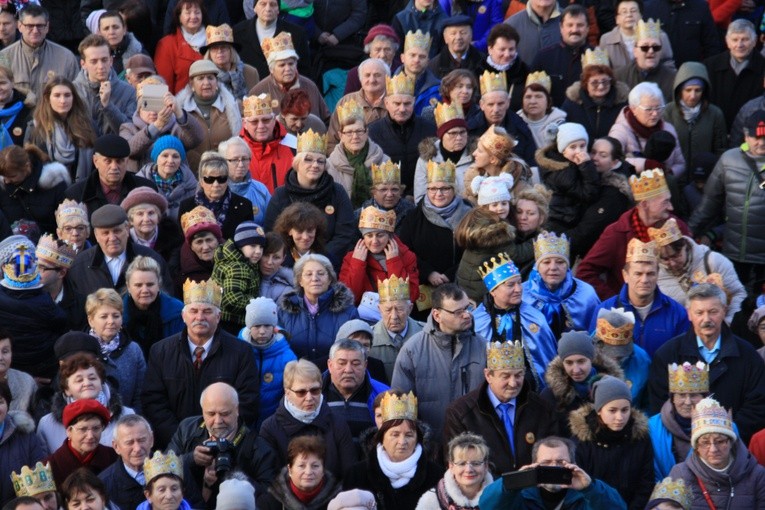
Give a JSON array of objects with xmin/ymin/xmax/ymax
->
[
  {"xmin": 393, "ymin": 66, "xmax": 442, "ymax": 116},
  {"xmin": 122, "ymin": 292, "xmax": 185, "ymax": 345},
  {"xmin": 438, "ymin": 0, "xmax": 503, "ymax": 52},
  {"xmin": 392, "ymin": 0, "xmax": 448, "ymax": 58},
  {"xmin": 479, "ymin": 477, "xmax": 627, "ymax": 509},
  {"xmin": 621, "ymin": 344, "xmax": 651, "ymax": 406},
  {"xmin": 229, "ymin": 178, "xmax": 271, "ymax": 225}
]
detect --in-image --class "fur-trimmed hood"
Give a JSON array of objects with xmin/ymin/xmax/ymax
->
[
  {"xmin": 0, "ymin": 160, "xmax": 70, "ymax": 191},
  {"xmin": 278, "ymin": 282, "xmax": 356, "ymax": 315},
  {"xmin": 602, "ymin": 169, "xmax": 633, "ymax": 200},
  {"xmin": 49, "ymin": 384, "xmax": 125, "ymax": 423},
  {"xmin": 565, "ymin": 80, "xmax": 631, "ymax": 106},
  {"xmin": 5, "ymin": 410, "xmax": 36, "ymax": 434},
  {"xmin": 460, "ymin": 219, "xmax": 515, "ymax": 250},
  {"xmin": 568, "ymin": 403, "xmax": 649, "ymax": 443},
  {"xmin": 418, "ymin": 136, "xmax": 478, "ymax": 161},
  {"xmin": 177, "ymin": 84, "xmax": 242, "ymax": 136},
  {"xmin": 535, "ymin": 144, "xmax": 571, "ymax": 172},
  {"xmin": 544, "ymin": 352, "xmax": 625, "ymax": 408}
]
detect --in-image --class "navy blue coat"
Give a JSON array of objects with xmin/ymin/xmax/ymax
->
[{"xmin": 643, "ymin": 0, "xmax": 722, "ymax": 65}]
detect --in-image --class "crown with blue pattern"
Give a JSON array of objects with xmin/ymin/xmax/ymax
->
[
  {"xmin": 1, "ymin": 245, "xmax": 41, "ymax": 290},
  {"xmin": 478, "ymin": 252, "xmax": 520, "ymax": 292}
]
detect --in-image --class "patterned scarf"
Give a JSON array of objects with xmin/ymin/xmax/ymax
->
[
  {"xmin": 152, "ymin": 167, "xmax": 182, "ymax": 197},
  {"xmin": 195, "ymin": 188, "xmax": 232, "ymax": 225},
  {"xmin": 630, "ymin": 208, "xmax": 651, "ymax": 242}
]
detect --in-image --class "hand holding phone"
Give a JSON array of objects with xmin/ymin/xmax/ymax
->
[
  {"xmin": 502, "ymin": 466, "xmax": 574, "ymax": 491},
  {"xmin": 141, "ymin": 84, "xmax": 169, "ymax": 113}
]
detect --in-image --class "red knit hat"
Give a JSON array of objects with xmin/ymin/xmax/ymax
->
[
  {"xmin": 364, "ymin": 24, "xmax": 399, "ymax": 46},
  {"xmin": 62, "ymin": 399, "xmax": 111, "ymax": 427},
  {"xmin": 436, "ymin": 118, "xmax": 468, "ymax": 139}
]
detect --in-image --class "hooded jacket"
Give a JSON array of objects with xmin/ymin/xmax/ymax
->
[
  {"xmin": 561, "ymin": 80, "xmax": 630, "ymax": 140},
  {"xmin": 0, "ymin": 159, "xmax": 69, "ymax": 234},
  {"xmin": 241, "ymin": 121, "xmax": 294, "ymax": 194}
]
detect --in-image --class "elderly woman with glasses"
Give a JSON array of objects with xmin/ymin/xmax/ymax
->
[
  {"xmin": 218, "ymin": 136, "xmax": 271, "ymax": 225},
  {"xmin": 260, "ymin": 359, "xmax": 356, "ymax": 483},
  {"xmin": 177, "ymin": 151, "xmax": 254, "ymax": 239}
]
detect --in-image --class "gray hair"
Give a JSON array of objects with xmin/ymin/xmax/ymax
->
[
  {"xmin": 687, "ymin": 283, "xmax": 728, "ymax": 307},
  {"xmin": 358, "ymin": 58, "xmax": 391, "ymax": 81},
  {"xmin": 125, "ymin": 255, "xmax": 162, "ymax": 287},
  {"xmin": 198, "ymin": 151, "xmax": 229, "ymax": 178},
  {"xmin": 329, "ymin": 338, "xmax": 368, "ymax": 361},
  {"xmin": 293, "ymin": 253, "xmax": 337, "ymax": 287},
  {"xmin": 114, "ymin": 414, "xmax": 153, "ymax": 435},
  {"xmin": 531, "ymin": 436, "xmax": 576, "ymax": 463},
  {"xmin": 363, "ymin": 35, "xmax": 400, "ymax": 55},
  {"xmin": 727, "ymin": 19, "xmax": 756, "ymax": 39},
  {"xmin": 448, "ymin": 432, "xmax": 490, "ymax": 463},
  {"xmin": 218, "ymin": 136, "xmax": 252, "ymax": 158},
  {"xmin": 628, "ymin": 82, "xmax": 664, "ymax": 107},
  {"xmin": 200, "ymin": 381, "xmax": 239, "ymax": 407}
]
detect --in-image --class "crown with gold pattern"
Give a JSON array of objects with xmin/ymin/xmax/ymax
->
[
  {"xmin": 649, "ymin": 478, "xmax": 691, "ymax": 510},
  {"xmin": 426, "ymin": 159, "xmax": 456, "ymax": 184},
  {"xmin": 386, "ymin": 73, "xmax": 415, "ymax": 96},
  {"xmin": 143, "ymin": 451, "xmax": 184, "ymax": 486},
  {"xmin": 359, "ymin": 206, "xmax": 396, "ymax": 232},
  {"xmin": 533, "ymin": 231, "xmax": 570, "ymax": 265},
  {"xmin": 525, "ymin": 71, "xmax": 552, "ymax": 93},
  {"xmin": 11, "ymin": 463, "xmax": 56, "ymax": 497},
  {"xmin": 243, "ymin": 93, "xmax": 275, "ymax": 118},
  {"xmin": 380, "ymin": 391, "xmax": 417, "ymax": 422},
  {"xmin": 647, "ymin": 218, "xmax": 683, "ymax": 247},
  {"xmin": 36, "ymin": 234, "xmax": 78, "ymax": 269},
  {"xmin": 337, "ymin": 98, "xmax": 365, "ymax": 126},
  {"xmin": 636, "ymin": 18, "xmax": 662, "ymax": 42},
  {"xmin": 625, "ymin": 238, "xmax": 658, "ymax": 264},
  {"xmin": 478, "ymin": 252, "xmax": 520, "ymax": 292},
  {"xmin": 479, "ymin": 125, "xmax": 517, "ymax": 160},
  {"xmin": 595, "ymin": 307, "xmax": 635, "ymax": 346},
  {"xmin": 2, "ymin": 245, "xmax": 41, "ymax": 290},
  {"xmin": 629, "ymin": 169, "xmax": 669, "ymax": 202},
  {"xmin": 180, "ymin": 206, "xmax": 219, "ymax": 236},
  {"xmin": 371, "ymin": 161, "xmax": 401, "ymax": 186},
  {"xmin": 487, "ymin": 341, "xmax": 525, "ymax": 371},
  {"xmin": 55, "ymin": 199, "xmax": 89, "ymax": 227},
  {"xmin": 205, "ymin": 24, "xmax": 235, "ymax": 48},
  {"xmin": 479, "ymin": 70, "xmax": 507, "ymax": 96},
  {"xmin": 404, "ymin": 29, "xmax": 431, "ymax": 52},
  {"xmin": 261, "ymin": 31, "xmax": 298, "ymax": 65},
  {"xmin": 668, "ymin": 361, "xmax": 709, "ymax": 394},
  {"xmin": 378, "ymin": 274, "xmax": 410, "ymax": 303},
  {"xmin": 433, "ymin": 101, "xmax": 464, "ymax": 128},
  {"xmin": 183, "ymin": 278, "xmax": 223, "ymax": 307},
  {"xmin": 691, "ymin": 397, "xmax": 736, "ymax": 447},
  {"xmin": 581, "ymin": 47, "xmax": 610, "ymax": 68},
  {"xmin": 297, "ymin": 129, "xmax": 327, "ymax": 155}
]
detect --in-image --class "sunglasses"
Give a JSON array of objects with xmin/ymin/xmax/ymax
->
[
  {"xmin": 638, "ymin": 45, "xmax": 662, "ymax": 53},
  {"xmin": 202, "ymin": 175, "xmax": 227, "ymax": 184},
  {"xmin": 289, "ymin": 387, "xmax": 322, "ymax": 398}
]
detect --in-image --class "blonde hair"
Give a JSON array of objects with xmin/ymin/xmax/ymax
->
[
  {"xmin": 85, "ymin": 288, "xmax": 124, "ymax": 317},
  {"xmin": 283, "ymin": 359, "xmax": 322, "ymax": 389}
]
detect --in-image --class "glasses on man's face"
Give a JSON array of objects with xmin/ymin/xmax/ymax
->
[
  {"xmin": 38, "ymin": 265, "xmax": 61, "ymax": 273},
  {"xmin": 342, "ymin": 128, "xmax": 367, "ymax": 138},
  {"xmin": 697, "ymin": 438, "xmax": 730, "ymax": 450},
  {"xmin": 202, "ymin": 175, "xmax": 227, "ymax": 184},
  {"xmin": 226, "ymin": 157, "xmax": 251, "ymax": 165},
  {"xmin": 427, "ymin": 186, "xmax": 453, "ymax": 195},
  {"xmin": 438, "ymin": 304, "xmax": 475, "ymax": 316},
  {"xmin": 636, "ymin": 104, "xmax": 665, "ymax": 113},
  {"xmin": 21, "ymin": 22, "xmax": 48, "ymax": 31},
  {"xmin": 289, "ymin": 387, "xmax": 321, "ymax": 398},
  {"xmin": 638, "ymin": 44, "xmax": 662, "ymax": 53}
]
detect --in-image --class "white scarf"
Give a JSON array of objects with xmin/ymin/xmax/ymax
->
[
  {"xmin": 181, "ymin": 27, "xmax": 206, "ymax": 51},
  {"xmin": 284, "ymin": 394, "xmax": 323, "ymax": 424},
  {"xmin": 376, "ymin": 443, "xmax": 422, "ymax": 488}
]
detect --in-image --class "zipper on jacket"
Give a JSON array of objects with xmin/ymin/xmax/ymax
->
[{"xmin": 740, "ymin": 172, "xmax": 755, "ymax": 257}]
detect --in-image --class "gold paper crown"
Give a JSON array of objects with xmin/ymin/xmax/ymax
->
[
  {"xmin": 359, "ymin": 206, "xmax": 396, "ymax": 232},
  {"xmin": 486, "ymin": 341, "xmax": 525, "ymax": 371},
  {"xmin": 525, "ymin": 71, "xmax": 552, "ymax": 93},
  {"xmin": 433, "ymin": 101, "xmax": 464, "ymax": 128},
  {"xmin": 371, "ymin": 161, "xmax": 401, "ymax": 186},
  {"xmin": 479, "ymin": 70, "xmax": 507, "ymax": 96},
  {"xmin": 55, "ymin": 198, "xmax": 89, "ymax": 226},
  {"xmin": 625, "ymin": 238, "xmax": 658, "ymax": 264},
  {"xmin": 297, "ymin": 128, "xmax": 327, "ymax": 155},
  {"xmin": 404, "ymin": 29, "xmax": 431, "ymax": 52},
  {"xmin": 636, "ymin": 18, "xmax": 662, "ymax": 41},
  {"xmin": 378, "ymin": 274, "xmax": 410, "ymax": 302},
  {"xmin": 479, "ymin": 125, "xmax": 516, "ymax": 160},
  {"xmin": 205, "ymin": 24, "xmax": 234, "ymax": 47},
  {"xmin": 143, "ymin": 451, "xmax": 184, "ymax": 485},
  {"xmin": 647, "ymin": 218, "xmax": 683, "ymax": 247},
  {"xmin": 36, "ymin": 234, "xmax": 78, "ymax": 269},
  {"xmin": 135, "ymin": 76, "xmax": 165, "ymax": 99},
  {"xmin": 183, "ymin": 278, "xmax": 223, "ymax": 307},
  {"xmin": 668, "ymin": 361, "xmax": 709, "ymax": 394},
  {"xmin": 533, "ymin": 231, "xmax": 570, "ymax": 263},
  {"xmin": 380, "ymin": 391, "xmax": 417, "ymax": 422},
  {"xmin": 180, "ymin": 206, "xmax": 219, "ymax": 235},
  {"xmin": 426, "ymin": 159, "xmax": 456, "ymax": 184},
  {"xmin": 337, "ymin": 98, "xmax": 365, "ymax": 126},
  {"xmin": 595, "ymin": 307, "xmax": 635, "ymax": 345},
  {"xmin": 386, "ymin": 73, "xmax": 415, "ymax": 96},
  {"xmin": 12, "ymin": 463, "xmax": 56, "ymax": 497},
  {"xmin": 581, "ymin": 47, "xmax": 610, "ymax": 68},
  {"xmin": 649, "ymin": 478, "xmax": 691, "ymax": 510},
  {"xmin": 243, "ymin": 93, "xmax": 275, "ymax": 118},
  {"xmin": 629, "ymin": 169, "xmax": 669, "ymax": 202},
  {"xmin": 261, "ymin": 31, "xmax": 296, "ymax": 60}
]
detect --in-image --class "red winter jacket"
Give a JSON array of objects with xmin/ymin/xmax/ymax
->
[
  {"xmin": 241, "ymin": 122, "xmax": 294, "ymax": 193},
  {"xmin": 154, "ymin": 29, "xmax": 203, "ymax": 94}
]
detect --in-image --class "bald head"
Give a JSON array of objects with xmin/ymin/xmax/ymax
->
[{"xmin": 201, "ymin": 382, "xmax": 240, "ymax": 439}]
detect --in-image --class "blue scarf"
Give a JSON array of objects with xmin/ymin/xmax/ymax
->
[
  {"xmin": 527, "ymin": 268, "xmax": 574, "ymax": 324},
  {"xmin": 572, "ymin": 367, "xmax": 597, "ymax": 398},
  {"xmin": 195, "ymin": 188, "xmax": 232, "ymax": 225},
  {"xmin": 0, "ymin": 100, "xmax": 23, "ymax": 148}
]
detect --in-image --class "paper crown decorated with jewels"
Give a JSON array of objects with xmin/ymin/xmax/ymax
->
[
  {"xmin": 626, "ymin": 238, "xmax": 658, "ymax": 264},
  {"xmin": 668, "ymin": 361, "xmax": 709, "ymax": 394},
  {"xmin": 297, "ymin": 129, "xmax": 327, "ymax": 155},
  {"xmin": 359, "ymin": 206, "xmax": 396, "ymax": 232},
  {"xmin": 487, "ymin": 341, "xmax": 525, "ymax": 371},
  {"xmin": 243, "ymin": 93, "xmax": 276, "ymax": 118},
  {"xmin": 629, "ymin": 169, "xmax": 669, "ymax": 202},
  {"xmin": 533, "ymin": 231, "xmax": 570, "ymax": 264},
  {"xmin": 55, "ymin": 198, "xmax": 89, "ymax": 227},
  {"xmin": 433, "ymin": 101, "xmax": 464, "ymax": 128},
  {"xmin": 380, "ymin": 391, "xmax": 417, "ymax": 422},
  {"xmin": 261, "ymin": 31, "xmax": 298, "ymax": 65},
  {"xmin": 404, "ymin": 29, "xmax": 431, "ymax": 52},
  {"xmin": 205, "ymin": 24, "xmax": 235, "ymax": 46},
  {"xmin": 386, "ymin": 73, "xmax": 415, "ymax": 96},
  {"xmin": 649, "ymin": 478, "xmax": 691, "ymax": 510},
  {"xmin": 525, "ymin": 71, "xmax": 551, "ymax": 93},
  {"xmin": 581, "ymin": 47, "xmax": 610, "ymax": 68},
  {"xmin": 180, "ymin": 206, "xmax": 219, "ymax": 236},
  {"xmin": 337, "ymin": 98, "xmax": 365, "ymax": 126},
  {"xmin": 371, "ymin": 160, "xmax": 401, "ymax": 186},
  {"xmin": 480, "ymin": 70, "xmax": 507, "ymax": 96},
  {"xmin": 479, "ymin": 125, "xmax": 516, "ymax": 160},
  {"xmin": 12, "ymin": 463, "xmax": 56, "ymax": 497},
  {"xmin": 691, "ymin": 397, "xmax": 736, "ymax": 446},
  {"xmin": 478, "ymin": 252, "xmax": 520, "ymax": 292},
  {"xmin": 36, "ymin": 234, "xmax": 77, "ymax": 269},
  {"xmin": 183, "ymin": 278, "xmax": 222, "ymax": 307},
  {"xmin": 647, "ymin": 218, "xmax": 683, "ymax": 247},
  {"xmin": 2, "ymin": 245, "xmax": 41, "ymax": 289},
  {"xmin": 143, "ymin": 451, "xmax": 184, "ymax": 485},
  {"xmin": 378, "ymin": 274, "xmax": 410, "ymax": 302},
  {"xmin": 636, "ymin": 18, "xmax": 662, "ymax": 41},
  {"xmin": 426, "ymin": 159, "xmax": 456, "ymax": 184},
  {"xmin": 595, "ymin": 307, "xmax": 635, "ymax": 346}
]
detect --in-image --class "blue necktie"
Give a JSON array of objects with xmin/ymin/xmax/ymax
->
[{"xmin": 499, "ymin": 402, "xmax": 515, "ymax": 455}]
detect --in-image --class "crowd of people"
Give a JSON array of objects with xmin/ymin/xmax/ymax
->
[{"xmin": 1, "ymin": 0, "xmax": 765, "ymax": 509}]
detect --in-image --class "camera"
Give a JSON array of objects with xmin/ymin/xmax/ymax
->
[{"xmin": 202, "ymin": 438, "xmax": 235, "ymax": 475}]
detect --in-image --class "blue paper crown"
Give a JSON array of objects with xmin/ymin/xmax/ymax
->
[
  {"xmin": 478, "ymin": 252, "xmax": 520, "ymax": 291},
  {"xmin": 2, "ymin": 245, "xmax": 41, "ymax": 289}
]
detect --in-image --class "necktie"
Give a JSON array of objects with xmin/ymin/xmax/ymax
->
[
  {"xmin": 193, "ymin": 346, "xmax": 204, "ymax": 371},
  {"xmin": 499, "ymin": 402, "xmax": 515, "ymax": 455}
]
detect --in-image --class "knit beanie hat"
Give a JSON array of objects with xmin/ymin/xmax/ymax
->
[
  {"xmin": 557, "ymin": 331, "xmax": 595, "ymax": 361},
  {"xmin": 245, "ymin": 297, "xmax": 278, "ymax": 328},
  {"xmin": 215, "ymin": 478, "xmax": 256, "ymax": 510},
  {"xmin": 328, "ymin": 489, "xmax": 377, "ymax": 510},
  {"xmin": 472, "ymin": 174, "xmax": 514, "ymax": 206},
  {"xmin": 592, "ymin": 375, "xmax": 632, "ymax": 411},
  {"xmin": 556, "ymin": 123, "xmax": 589, "ymax": 153},
  {"xmin": 120, "ymin": 186, "xmax": 169, "ymax": 216},
  {"xmin": 151, "ymin": 135, "xmax": 186, "ymax": 163},
  {"xmin": 234, "ymin": 222, "xmax": 266, "ymax": 249}
]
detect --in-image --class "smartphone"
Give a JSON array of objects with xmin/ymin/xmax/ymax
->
[
  {"xmin": 140, "ymin": 84, "xmax": 168, "ymax": 112},
  {"xmin": 502, "ymin": 466, "xmax": 573, "ymax": 491}
]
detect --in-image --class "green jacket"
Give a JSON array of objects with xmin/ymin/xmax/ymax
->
[{"xmin": 211, "ymin": 239, "xmax": 261, "ymax": 326}]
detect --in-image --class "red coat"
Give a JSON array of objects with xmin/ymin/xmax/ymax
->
[
  {"xmin": 575, "ymin": 208, "xmax": 691, "ymax": 300},
  {"xmin": 241, "ymin": 123, "xmax": 294, "ymax": 193},
  {"xmin": 46, "ymin": 440, "xmax": 118, "ymax": 487},
  {"xmin": 339, "ymin": 236, "xmax": 420, "ymax": 305},
  {"xmin": 154, "ymin": 29, "xmax": 203, "ymax": 93}
]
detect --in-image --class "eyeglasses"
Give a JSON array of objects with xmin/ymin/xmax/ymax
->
[
  {"xmin": 638, "ymin": 44, "xmax": 662, "ymax": 53},
  {"xmin": 226, "ymin": 157, "xmax": 251, "ymax": 165},
  {"xmin": 244, "ymin": 117, "xmax": 273, "ymax": 125},
  {"xmin": 38, "ymin": 265, "xmax": 61, "ymax": 273},
  {"xmin": 342, "ymin": 128, "xmax": 367, "ymax": 137},
  {"xmin": 70, "ymin": 425, "xmax": 104, "ymax": 435},
  {"xmin": 289, "ymin": 387, "xmax": 321, "ymax": 398},
  {"xmin": 427, "ymin": 186, "xmax": 454, "ymax": 194},
  {"xmin": 303, "ymin": 156, "xmax": 326, "ymax": 166},
  {"xmin": 20, "ymin": 22, "xmax": 48, "ymax": 31},
  {"xmin": 302, "ymin": 270, "xmax": 328, "ymax": 280},
  {"xmin": 202, "ymin": 175, "xmax": 228, "ymax": 184},
  {"xmin": 697, "ymin": 438, "xmax": 730, "ymax": 450},
  {"xmin": 636, "ymin": 104, "xmax": 665, "ymax": 113},
  {"xmin": 444, "ymin": 129, "xmax": 468, "ymax": 138},
  {"xmin": 452, "ymin": 460, "xmax": 486, "ymax": 468},
  {"xmin": 438, "ymin": 304, "xmax": 475, "ymax": 316},
  {"xmin": 62, "ymin": 225, "xmax": 87, "ymax": 233},
  {"xmin": 589, "ymin": 78, "xmax": 611, "ymax": 88}
]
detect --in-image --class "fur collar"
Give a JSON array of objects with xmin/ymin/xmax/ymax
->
[
  {"xmin": 0, "ymin": 161, "xmax": 70, "ymax": 190},
  {"xmin": 176, "ymin": 84, "xmax": 242, "ymax": 135},
  {"xmin": 6, "ymin": 410, "xmax": 36, "ymax": 434},
  {"xmin": 441, "ymin": 469, "xmax": 494, "ymax": 506},
  {"xmin": 278, "ymin": 282, "xmax": 355, "ymax": 315},
  {"xmin": 564, "ymin": 80, "xmax": 631, "ymax": 105},
  {"xmin": 459, "ymin": 218, "xmax": 515, "ymax": 250},
  {"xmin": 268, "ymin": 466, "xmax": 341, "ymax": 509},
  {"xmin": 534, "ymin": 145, "xmax": 570, "ymax": 172},
  {"xmin": 568, "ymin": 403, "xmax": 649, "ymax": 443},
  {"xmin": 418, "ymin": 136, "xmax": 477, "ymax": 161},
  {"xmin": 50, "ymin": 384, "xmax": 124, "ymax": 422},
  {"xmin": 544, "ymin": 353, "xmax": 625, "ymax": 408},
  {"xmin": 601, "ymin": 170, "xmax": 633, "ymax": 200}
]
